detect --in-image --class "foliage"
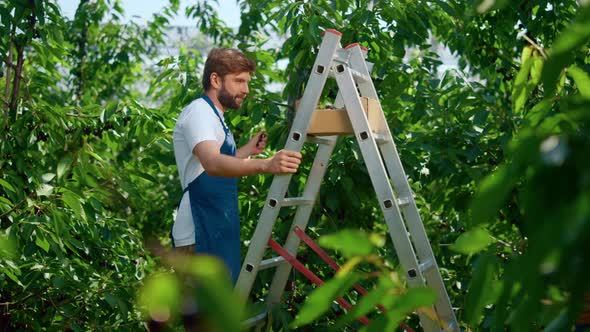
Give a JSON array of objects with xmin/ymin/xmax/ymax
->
[
  {"xmin": 0, "ymin": 0, "xmax": 179, "ymax": 329},
  {"xmin": 1, "ymin": 0, "xmax": 589, "ymax": 331}
]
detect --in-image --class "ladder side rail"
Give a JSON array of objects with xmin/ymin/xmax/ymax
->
[
  {"xmin": 348, "ymin": 46, "xmax": 459, "ymax": 331},
  {"xmin": 235, "ymin": 31, "xmax": 342, "ymax": 299},
  {"xmin": 267, "ymin": 83, "xmax": 348, "ymax": 303},
  {"xmin": 331, "ymin": 62, "xmax": 441, "ymax": 332},
  {"xmin": 266, "ymin": 136, "xmax": 337, "ymax": 304}
]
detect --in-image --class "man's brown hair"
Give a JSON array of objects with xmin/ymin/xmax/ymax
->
[{"xmin": 202, "ymin": 48, "xmax": 256, "ymax": 90}]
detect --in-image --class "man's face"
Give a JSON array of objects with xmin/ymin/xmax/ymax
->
[{"xmin": 217, "ymin": 71, "xmax": 251, "ymax": 110}]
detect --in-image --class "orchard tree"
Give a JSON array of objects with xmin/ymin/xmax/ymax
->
[{"xmin": 1, "ymin": 0, "xmax": 589, "ymax": 331}]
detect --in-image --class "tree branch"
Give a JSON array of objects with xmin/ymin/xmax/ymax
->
[
  {"xmin": 74, "ymin": 0, "xmax": 90, "ymax": 101},
  {"xmin": 4, "ymin": 40, "xmax": 12, "ymax": 121},
  {"xmin": 0, "ymin": 192, "xmax": 35, "ymax": 220},
  {"xmin": 8, "ymin": 43, "xmax": 24, "ymax": 122},
  {"xmin": 522, "ymin": 33, "xmax": 548, "ymax": 59}
]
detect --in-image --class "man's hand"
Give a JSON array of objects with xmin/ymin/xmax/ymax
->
[
  {"xmin": 264, "ymin": 150, "xmax": 302, "ymax": 174},
  {"xmin": 236, "ymin": 131, "xmax": 267, "ymax": 158}
]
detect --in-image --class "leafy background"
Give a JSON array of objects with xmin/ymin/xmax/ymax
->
[{"xmin": 1, "ymin": 0, "xmax": 589, "ymax": 331}]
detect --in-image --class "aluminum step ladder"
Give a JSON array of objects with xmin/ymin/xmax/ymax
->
[{"xmin": 236, "ymin": 29, "xmax": 459, "ymax": 332}]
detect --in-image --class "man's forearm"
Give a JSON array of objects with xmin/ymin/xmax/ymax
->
[
  {"xmin": 203, "ymin": 153, "xmax": 268, "ymax": 177},
  {"xmin": 235, "ymin": 146, "xmax": 250, "ymax": 159}
]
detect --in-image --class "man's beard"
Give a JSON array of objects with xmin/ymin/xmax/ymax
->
[{"xmin": 217, "ymin": 85, "xmax": 243, "ymax": 110}]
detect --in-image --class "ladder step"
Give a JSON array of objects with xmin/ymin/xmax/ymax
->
[
  {"xmin": 241, "ymin": 310, "xmax": 268, "ymax": 328},
  {"xmin": 419, "ymin": 259, "xmax": 435, "ymax": 274},
  {"xmin": 306, "ymin": 135, "xmax": 333, "ymax": 145},
  {"xmin": 260, "ymin": 256, "xmax": 287, "ymax": 270},
  {"xmin": 373, "ymin": 133, "xmax": 389, "ymax": 144},
  {"xmin": 281, "ymin": 197, "xmax": 314, "ymax": 207},
  {"xmin": 328, "ymin": 67, "xmax": 371, "ymax": 83},
  {"xmin": 397, "ymin": 197, "xmax": 412, "ymax": 208}
]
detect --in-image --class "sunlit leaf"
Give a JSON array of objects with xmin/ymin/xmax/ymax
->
[
  {"xmin": 35, "ymin": 235, "xmax": 50, "ymax": 253},
  {"xmin": 464, "ymin": 254, "xmax": 500, "ymax": 325},
  {"xmin": 450, "ymin": 227, "xmax": 496, "ymax": 255},
  {"xmin": 0, "ymin": 179, "xmax": 16, "ymax": 193},
  {"xmin": 567, "ymin": 65, "xmax": 590, "ymax": 99},
  {"xmin": 542, "ymin": 6, "xmax": 590, "ymax": 97},
  {"xmin": 290, "ymin": 273, "xmax": 360, "ymax": 328},
  {"xmin": 61, "ymin": 190, "xmax": 85, "ymax": 221},
  {"xmin": 512, "ymin": 53, "xmax": 534, "ymax": 114},
  {"xmin": 57, "ymin": 154, "xmax": 73, "ymax": 180},
  {"xmin": 137, "ymin": 273, "xmax": 181, "ymax": 323},
  {"xmin": 319, "ymin": 229, "xmax": 375, "ymax": 258},
  {"xmin": 36, "ymin": 184, "xmax": 54, "ymax": 197},
  {"xmin": 0, "ymin": 234, "xmax": 17, "ymax": 259}
]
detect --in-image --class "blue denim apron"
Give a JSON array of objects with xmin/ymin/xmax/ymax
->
[{"xmin": 182, "ymin": 95, "xmax": 240, "ymax": 283}]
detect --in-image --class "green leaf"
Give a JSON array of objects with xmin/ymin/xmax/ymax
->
[
  {"xmin": 52, "ymin": 276, "xmax": 65, "ymax": 289},
  {"xmin": 551, "ymin": 7, "xmax": 590, "ymax": 56},
  {"xmin": 173, "ymin": 255, "xmax": 244, "ymax": 331},
  {"xmin": 61, "ymin": 190, "xmax": 85, "ymax": 221},
  {"xmin": 319, "ymin": 229, "xmax": 375, "ymax": 257},
  {"xmin": 105, "ymin": 292, "xmax": 118, "ymax": 308},
  {"xmin": 36, "ymin": 184, "xmax": 54, "ymax": 197},
  {"xmin": 450, "ymin": 227, "xmax": 496, "ymax": 255},
  {"xmin": 390, "ymin": 287, "xmax": 438, "ymax": 313},
  {"xmin": 86, "ymin": 150, "xmax": 105, "ymax": 163},
  {"xmin": 542, "ymin": 6, "xmax": 590, "ymax": 97},
  {"xmin": 370, "ymin": 287, "xmax": 438, "ymax": 330},
  {"xmin": 475, "ymin": 0, "xmax": 510, "ymax": 14},
  {"xmin": 138, "ymin": 273, "xmax": 181, "ymax": 321},
  {"xmin": 530, "ymin": 56, "xmax": 544, "ymax": 85},
  {"xmin": 512, "ymin": 56, "xmax": 533, "ymax": 114},
  {"xmin": 101, "ymin": 100, "xmax": 119, "ymax": 122},
  {"xmin": 470, "ymin": 163, "xmax": 518, "ymax": 225},
  {"xmin": 41, "ymin": 173, "xmax": 56, "ymax": 183},
  {"xmin": 464, "ymin": 254, "xmax": 500, "ymax": 325},
  {"xmin": 0, "ymin": 234, "xmax": 17, "ymax": 258},
  {"xmin": 57, "ymin": 154, "xmax": 73, "ymax": 179},
  {"xmin": 523, "ymin": 99, "xmax": 554, "ymax": 127},
  {"xmin": 36, "ymin": 235, "xmax": 50, "ymax": 253},
  {"xmin": 2, "ymin": 268, "xmax": 22, "ymax": 286},
  {"xmin": 520, "ymin": 46, "xmax": 533, "ymax": 64},
  {"xmin": 567, "ymin": 65, "xmax": 590, "ymax": 99},
  {"xmin": 334, "ymin": 275, "xmax": 395, "ymax": 329},
  {"xmin": 290, "ymin": 273, "xmax": 360, "ymax": 328},
  {"xmin": 0, "ymin": 179, "xmax": 16, "ymax": 193}
]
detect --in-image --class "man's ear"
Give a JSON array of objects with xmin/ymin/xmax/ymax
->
[{"xmin": 210, "ymin": 72, "xmax": 221, "ymax": 89}]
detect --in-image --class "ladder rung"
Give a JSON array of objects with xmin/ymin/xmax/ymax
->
[
  {"xmin": 328, "ymin": 67, "xmax": 371, "ymax": 83},
  {"xmin": 306, "ymin": 135, "xmax": 333, "ymax": 145},
  {"xmin": 259, "ymin": 256, "xmax": 287, "ymax": 270},
  {"xmin": 333, "ymin": 48, "xmax": 351, "ymax": 65},
  {"xmin": 397, "ymin": 197, "xmax": 411, "ymax": 208},
  {"xmin": 241, "ymin": 310, "xmax": 268, "ymax": 328},
  {"xmin": 373, "ymin": 133, "xmax": 389, "ymax": 144},
  {"xmin": 419, "ymin": 259, "xmax": 435, "ymax": 274},
  {"xmin": 281, "ymin": 197, "xmax": 314, "ymax": 207}
]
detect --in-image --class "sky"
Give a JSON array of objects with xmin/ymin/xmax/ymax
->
[{"xmin": 56, "ymin": 0, "xmax": 242, "ymax": 28}]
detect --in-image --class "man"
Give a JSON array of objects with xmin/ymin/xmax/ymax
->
[{"xmin": 172, "ymin": 48, "xmax": 302, "ymax": 283}]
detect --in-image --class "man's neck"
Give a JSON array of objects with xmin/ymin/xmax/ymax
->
[{"xmin": 205, "ymin": 90, "xmax": 225, "ymax": 113}]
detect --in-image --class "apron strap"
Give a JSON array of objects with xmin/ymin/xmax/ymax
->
[
  {"xmin": 201, "ymin": 94, "xmax": 230, "ymax": 136},
  {"xmin": 180, "ymin": 95, "xmax": 231, "ymax": 195}
]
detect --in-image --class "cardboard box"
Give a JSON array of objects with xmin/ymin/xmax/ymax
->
[{"xmin": 305, "ymin": 97, "xmax": 383, "ymax": 135}]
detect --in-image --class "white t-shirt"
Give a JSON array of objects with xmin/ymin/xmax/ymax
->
[{"xmin": 172, "ymin": 97, "xmax": 227, "ymax": 247}]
